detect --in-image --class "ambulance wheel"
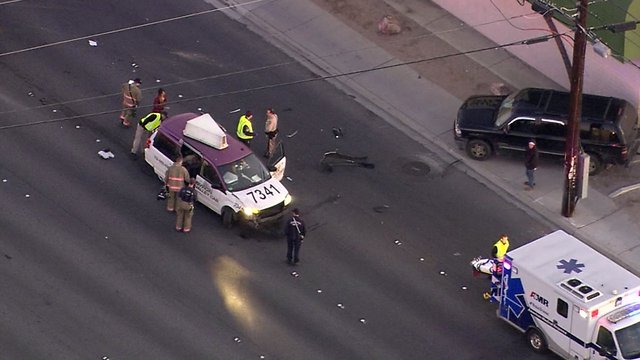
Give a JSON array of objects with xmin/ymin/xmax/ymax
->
[
  {"xmin": 526, "ymin": 328, "xmax": 548, "ymax": 353},
  {"xmin": 221, "ymin": 207, "xmax": 234, "ymax": 229}
]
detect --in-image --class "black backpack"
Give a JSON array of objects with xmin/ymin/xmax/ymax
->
[{"xmin": 179, "ymin": 187, "xmax": 195, "ymax": 203}]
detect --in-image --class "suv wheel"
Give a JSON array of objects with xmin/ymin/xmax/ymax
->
[
  {"xmin": 466, "ymin": 139, "xmax": 492, "ymax": 160},
  {"xmin": 587, "ymin": 153, "xmax": 603, "ymax": 175}
]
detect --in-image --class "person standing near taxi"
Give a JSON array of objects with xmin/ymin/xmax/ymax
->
[
  {"xmin": 284, "ymin": 208, "xmax": 306, "ymax": 265},
  {"xmin": 236, "ymin": 111, "xmax": 255, "ymax": 147},
  {"xmin": 164, "ymin": 155, "xmax": 190, "ymax": 212},
  {"xmin": 130, "ymin": 112, "xmax": 162, "ymax": 159},
  {"xmin": 152, "ymin": 88, "xmax": 168, "ymax": 119},
  {"xmin": 264, "ymin": 108, "xmax": 279, "ymax": 158},
  {"xmin": 176, "ymin": 178, "xmax": 198, "ymax": 233},
  {"xmin": 119, "ymin": 78, "xmax": 142, "ymax": 127}
]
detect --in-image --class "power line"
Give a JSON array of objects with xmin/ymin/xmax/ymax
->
[
  {"xmin": 0, "ymin": 0, "xmax": 269, "ymax": 58},
  {"xmin": 0, "ymin": 33, "xmax": 565, "ymax": 130}
]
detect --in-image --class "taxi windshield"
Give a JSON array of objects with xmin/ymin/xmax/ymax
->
[
  {"xmin": 616, "ymin": 321, "xmax": 640, "ymax": 359},
  {"xmin": 218, "ymin": 153, "xmax": 271, "ymax": 192}
]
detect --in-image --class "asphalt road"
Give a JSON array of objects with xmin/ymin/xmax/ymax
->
[{"xmin": 0, "ymin": 1, "xmax": 556, "ymax": 359}]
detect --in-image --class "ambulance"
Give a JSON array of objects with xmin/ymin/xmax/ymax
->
[
  {"xmin": 494, "ymin": 230, "xmax": 640, "ymax": 359},
  {"xmin": 144, "ymin": 112, "xmax": 291, "ymax": 227}
]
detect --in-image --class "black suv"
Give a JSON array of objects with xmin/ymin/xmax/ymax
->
[{"xmin": 453, "ymin": 88, "xmax": 640, "ymax": 174}]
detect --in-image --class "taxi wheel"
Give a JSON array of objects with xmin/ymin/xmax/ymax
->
[{"xmin": 221, "ymin": 207, "xmax": 234, "ymax": 229}]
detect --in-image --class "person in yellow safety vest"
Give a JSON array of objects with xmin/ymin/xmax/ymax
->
[
  {"xmin": 119, "ymin": 78, "xmax": 142, "ymax": 127},
  {"xmin": 164, "ymin": 155, "xmax": 190, "ymax": 212},
  {"xmin": 236, "ymin": 111, "xmax": 255, "ymax": 147},
  {"xmin": 130, "ymin": 112, "xmax": 163, "ymax": 159},
  {"xmin": 491, "ymin": 234, "xmax": 510, "ymax": 262}
]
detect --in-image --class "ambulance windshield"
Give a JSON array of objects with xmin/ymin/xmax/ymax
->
[
  {"xmin": 219, "ymin": 153, "xmax": 271, "ymax": 192},
  {"xmin": 616, "ymin": 321, "xmax": 640, "ymax": 359}
]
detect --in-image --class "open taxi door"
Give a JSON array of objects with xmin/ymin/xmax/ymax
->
[{"xmin": 266, "ymin": 142, "xmax": 286, "ymax": 181}]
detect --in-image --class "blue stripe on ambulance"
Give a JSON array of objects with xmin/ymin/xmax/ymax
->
[{"xmin": 500, "ymin": 272, "xmax": 614, "ymax": 359}]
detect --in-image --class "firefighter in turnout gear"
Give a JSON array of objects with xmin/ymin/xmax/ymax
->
[
  {"xmin": 164, "ymin": 155, "xmax": 190, "ymax": 212},
  {"xmin": 120, "ymin": 78, "xmax": 142, "ymax": 127},
  {"xmin": 176, "ymin": 178, "xmax": 198, "ymax": 233}
]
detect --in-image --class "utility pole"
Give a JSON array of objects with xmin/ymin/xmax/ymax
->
[{"xmin": 562, "ymin": 0, "xmax": 588, "ymax": 217}]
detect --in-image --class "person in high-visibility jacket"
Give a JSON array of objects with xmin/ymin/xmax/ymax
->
[
  {"xmin": 130, "ymin": 112, "xmax": 162, "ymax": 158},
  {"xmin": 119, "ymin": 78, "xmax": 142, "ymax": 127},
  {"xmin": 491, "ymin": 234, "xmax": 510, "ymax": 262},
  {"xmin": 236, "ymin": 111, "xmax": 255, "ymax": 147},
  {"xmin": 164, "ymin": 155, "xmax": 190, "ymax": 212}
]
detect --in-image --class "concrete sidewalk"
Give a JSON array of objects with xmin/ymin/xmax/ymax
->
[{"xmin": 214, "ymin": 0, "xmax": 640, "ymax": 274}]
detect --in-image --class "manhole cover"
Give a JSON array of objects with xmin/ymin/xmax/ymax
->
[{"xmin": 401, "ymin": 161, "xmax": 430, "ymax": 176}]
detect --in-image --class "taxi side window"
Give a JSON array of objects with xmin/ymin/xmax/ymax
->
[
  {"xmin": 154, "ymin": 133, "xmax": 179, "ymax": 160},
  {"xmin": 182, "ymin": 153, "xmax": 203, "ymax": 179},
  {"xmin": 202, "ymin": 161, "xmax": 224, "ymax": 190}
]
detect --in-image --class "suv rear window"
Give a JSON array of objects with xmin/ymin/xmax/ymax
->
[{"xmin": 582, "ymin": 124, "xmax": 621, "ymax": 144}]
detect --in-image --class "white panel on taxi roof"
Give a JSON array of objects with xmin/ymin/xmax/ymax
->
[{"xmin": 183, "ymin": 113, "xmax": 228, "ymax": 150}]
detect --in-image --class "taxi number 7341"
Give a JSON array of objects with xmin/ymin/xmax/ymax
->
[{"xmin": 246, "ymin": 184, "xmax": 281, "ymax": 203}]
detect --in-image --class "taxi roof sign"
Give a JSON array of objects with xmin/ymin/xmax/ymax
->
[{"xmin": 183, "ymin": 113, "xmax": 228, "ymax": 150}]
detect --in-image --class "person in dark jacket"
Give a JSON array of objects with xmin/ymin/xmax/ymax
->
[
  {"xmin": 176, "ymin": 178, "xmax": 198, "ymax": 233},
  {"xmin": 524, "ymin": 140, "xmax": 539, "ymax": 190},
  {"xmin": 284, "ymin": 208, "xmax": 306, "ymax": 265}
]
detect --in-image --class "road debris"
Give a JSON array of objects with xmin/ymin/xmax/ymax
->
[
  {"xmin": 88, "ymin": 40, "xmax": 98, "ymax": 47},
  {"xmin": 286, "ymin": 130, "xmax": 298, "ymax": 138},
  {"xmin": 373, "ymin": 204, "xmax": 390, "ymax": 213},
  {"xmin": 321, "ymin": 150, "xmax": 374, "ymax": 172},
  {"xmin": 377, "ymin": 15, "xmax": 401, "ymax": 35},
  {"xmin": 98, "ymin": 149, "xmax": 115, "ymax": 160}
]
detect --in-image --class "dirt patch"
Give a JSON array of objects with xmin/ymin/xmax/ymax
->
[{"xmin": 309, "ymin": 0, "xmax": 513, "ymax": 100}]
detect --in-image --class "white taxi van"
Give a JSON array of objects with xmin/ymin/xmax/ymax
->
[{"xmin": 144, "ymin": 112, "xmax": 291, "ymax": 227}]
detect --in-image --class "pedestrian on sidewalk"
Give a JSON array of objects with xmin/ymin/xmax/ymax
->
[
  {"xmin": 176, "ymin": 178, "xmax": 197, "ymax": 233},
  {"xmin": 524, "ymin": 140, "xmax": 539, "ymax": 190},
  {"xmin": 119, "ymin": 78, "xmax": 142, "ymax": 127},
  {"xmin": 284, "ymin": 208, "xmax": 306, "ymax": 265},
  {"xmin": 264, "ymin": 107, "xmax": 279, "ymax": 158},
  {"xmin": 164, "ymin": 155, "xmax": 190, "ymax": 212},
  {"xmin": 236, "ymin": 111, "xmax": 255, "ymax": 147}
]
